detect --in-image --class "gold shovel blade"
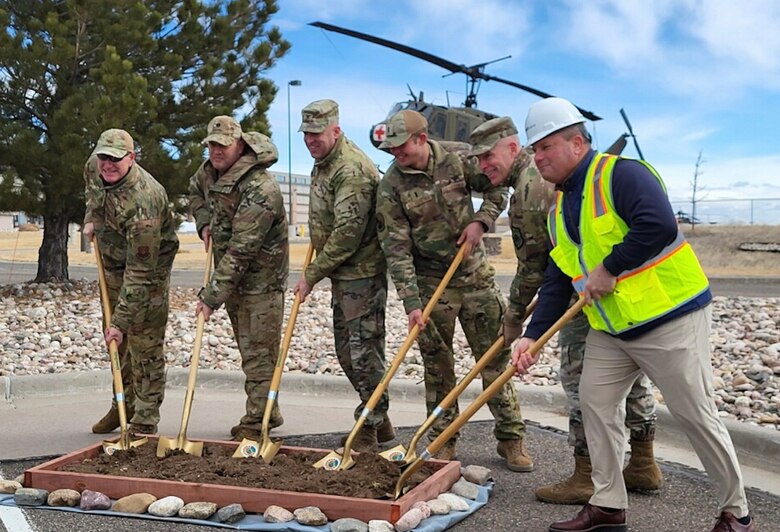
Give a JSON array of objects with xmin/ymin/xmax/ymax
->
[
  {"xmin": 102, "ymin": 434, "xmax": 148, "ymax": 455},
  {"xmin": 232, "ymin": 438, "xmax": 261, "ymax": 459},
  {"xmin": 156, "ymin": 436, "xmax": 203, "ymax": 458},
  {"xmin": 313, "ymin": 449, "xmax": 351, "ymax": 470},
  {"xmin": 378, "ymin": 444, "xmax": 407, "ymax": 462},
  {"xmin": 258, "ymin": 439, "xmax": 283, "ymax": 463}
]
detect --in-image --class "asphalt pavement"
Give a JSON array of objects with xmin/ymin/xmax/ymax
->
[{"xmin": 1, "ymin": 371, "xmax": 779, "ymax": 532}]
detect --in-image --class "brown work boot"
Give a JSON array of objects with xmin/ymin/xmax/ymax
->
[
  {"xmin": 549, "ymin": 504, "xmax": 626, "ymax": 532},
  {"xmin": 91, "ymin": 406, "xmax": 134, "ymax": 434},
  {"xmin": 535, "ymin": 454, "xmax": 594, "ymax": 504},
  {"xmin": 623, "ymin": 439, "xmax": 663, "ymax": 491},
  {"xmin": 268, "ymin": 411, "xmax": 284, "ymax": 429},
  {"xmin": 377, "ymin": 413, "xmax": 395, "ymax": 443},
  {"xmin": 710, "ymin": 512, "xmax": 757, "ymax": 532},
  {"xmin": 231, "ymin": 427, "xmax": 262, "ymax": 442},
  {"xmin": 350, "ymin": 426, "xmax": 378, "ymax": 453},
  {"xmin": 496, "ymin": 439, "xmax": 534, "ymax": 472},
  {"xmin": 129, "ymin": 423, "xmax": 156, "ymax": 435},
  {"xmin": 433, "ymin": 439, "xmax": 457, "ymax": 460}
]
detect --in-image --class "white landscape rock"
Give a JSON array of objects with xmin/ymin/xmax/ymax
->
[
  {"xmin": 394, "ymin": 508, "xmax": 424, "ymax": 532},
  {"xmin": 437, "ymin": 493, "xmax": 470, "ymax": 512},
  {"xmin": 294, "ymin": 506, "xmax": 328, "ymax": 526},
  {"xmin": 46, "ymin": 488, "xmax": 80, "ymax": 507},
  {"xmin": 461, "ymin": 464, "xmax": 492, "ymax": 485},
  {"xmin": 178, "ymin": 501, "xmax": 218, "ymax": 520},
  {"xmin": 264, "ymin": 504, "xmax": 294, "ymax": 523},
  {"xmin": 1, "ymin": 283, "xmax": 779, "ymax": 428},
  {"xmin": 148, "ymin": 496, "xmax": 184, "ymax": 517},
  {"xmin": 367, "ymin": 520, "xmax": 394, "ymax": 532},
  {"xmin": 427, "ymin": 498, "xmax": 451, "ymax": 515},
  {"xmin": 450, "ymin": 478, "xmax": 480, "ymax": 500}
]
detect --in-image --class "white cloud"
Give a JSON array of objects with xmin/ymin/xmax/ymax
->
[{"xmin": 553, "ymin": 0, "xmax": 780, "ymax": 99}]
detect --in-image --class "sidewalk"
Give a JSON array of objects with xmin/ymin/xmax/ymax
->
[{"xmin": 2, "ymin": 370, "xmax": 778, "ymax": 496}]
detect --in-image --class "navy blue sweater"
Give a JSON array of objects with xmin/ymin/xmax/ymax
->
[{"xmin": 524, "ymin": 149, "xmax": 712, "ymax": 341}]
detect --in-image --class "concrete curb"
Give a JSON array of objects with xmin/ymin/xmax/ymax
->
[{"xmin": 3, "ymin": 369, "xmax": 778, "ymax": 474}]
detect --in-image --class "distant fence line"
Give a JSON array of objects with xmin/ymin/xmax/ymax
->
[{"xmin": 670, "ymin": 198, "xmax": 780, "ymax": 225}]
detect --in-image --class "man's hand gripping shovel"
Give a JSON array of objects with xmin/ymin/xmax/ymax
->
[
  {"xmin": 313, "ymin": 244, "xmax": 470, "ymax": 471},
  {"xmin": 233, "ymin": 243, "xmax": 315, "ymax": 460},
  {"xmin": 379, "ymin": 298, "xmax": 537, "ymax": 464},
  {"xmin": 156, "ymin": 243, "xmax": 214, "ymax": 457},
  {"xmin": 391, "ymin": 297, "xmax": 586, "ymax": 499},
  {"xmin": 93, "ymin": 240, "xmax": 148, "ymax": 454}
]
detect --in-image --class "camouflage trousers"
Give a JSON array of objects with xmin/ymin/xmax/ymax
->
[
  {"xmin": 105, "ymin": 271, "xmax": 170, "ymax": 426},
  {"xmin": 559, "ymin": 312, "xmax": 657, "ymax": 457},
  {"xmin": 226, "ymin": 291, "xmax": 284, "ymax": 431},
  {"xmin": 417, "ymin": 275, "xmax": 525, "ymax": 442},
  {"xmin": 332, "ymin": 274, "xmax": 389, "ymax": 428}
]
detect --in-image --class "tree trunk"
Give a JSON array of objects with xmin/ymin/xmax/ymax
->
[{"xmin": 35, "ymin": 212, "xmax": 70, "ymax": 282}]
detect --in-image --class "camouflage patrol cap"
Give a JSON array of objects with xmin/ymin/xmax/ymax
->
[
  {"xmin": 468, "ymin": 117, "xmax": 518, "ymax": 156},
  {"xmin": 378, "ymin": 110, "xmax": 427, "ymax": 149},
  {"xmin": 203, "ymin": 115, "xmax": 242, "ymax": 146},
  {"xmin": 93, "ymin": 129, "xmax": 134, "ymax": 158},
  {"xmin": 298, "ymin": 99, "xmax": 339, "ymax": 133}
]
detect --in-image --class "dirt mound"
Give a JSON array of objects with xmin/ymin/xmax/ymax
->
[{"xmin": 59, "ymin": 442, "xmax": 433, "ymax": 500}]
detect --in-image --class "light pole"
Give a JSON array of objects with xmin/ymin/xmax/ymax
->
[{"xmin": 287, "ymin": 80, "xmax": 302, "ymax": 226}]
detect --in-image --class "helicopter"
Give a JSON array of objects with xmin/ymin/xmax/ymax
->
[{"xmin": 310, "ymin": 21, "xmax": 614, "ymax": 151}]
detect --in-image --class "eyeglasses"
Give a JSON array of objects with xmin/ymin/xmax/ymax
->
[{"xmin": 97, "ymin": 153, "xmax": 129, "ymax": 163}]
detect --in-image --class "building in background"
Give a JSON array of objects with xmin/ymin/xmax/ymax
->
[{"xmin": 269, "ymin": 170, "xmax": 311, "ymax": 232}]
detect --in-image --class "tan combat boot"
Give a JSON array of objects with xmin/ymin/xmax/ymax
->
[
  {"xmin": 377, "ymin": 413, "xmax": 395, "ymax": 443},
  {"xmin": 433, "ymin": 439, "xmax": 457, "ymax": 460},
  {"xmin": 496, "ymin": 439, "xmax": 534, "ymax": 472},
  {"xmin": 91, "ymin": 406, "xmax": 134, "ymax": 434},
  {"xmin": 623, "ymin": 439, "xmax": 663, "ymax": 491},
  {"xmin": 535, "ymin": 454, "xmax": 594, "ymax": 504}
]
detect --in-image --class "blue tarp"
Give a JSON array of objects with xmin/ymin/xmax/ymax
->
[{"xmin": 1, "ymin": 482, "xmax": 492, "ymax": 531}]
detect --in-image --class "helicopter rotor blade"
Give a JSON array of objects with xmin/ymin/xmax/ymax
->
[
  {"xmin": 605, "ymin": 134, "xmax": 628, "ymax": 155},
  {"xmin": 482, "ymin": 73, "xmax": 601, "ymax": 121},
  {"xmin": 619, "ymin": 108, "xmax": 644, "ymax": 160},
  {"xmin": 310, "ymin": 20, "xmax": 601, "ymax": 117},
  {"xmin": 310, "ymin": 21, "xmax": 464, "ymax": 75}
]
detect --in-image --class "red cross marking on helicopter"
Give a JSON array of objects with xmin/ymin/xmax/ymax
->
[{"xmin": 373, "ymin": 124, "xmax": 386, "ymax": 141}]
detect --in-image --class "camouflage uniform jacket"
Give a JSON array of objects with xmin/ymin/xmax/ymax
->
[
  {"xmin": 188, "ymin": 152, "xmax": 289, "ymax": 309},
  {"xmin": 83, "ymin": 158, "xmax": 179, "ymax": 332},
  {"xmin": 306, "ymin": 134, "xmax": 385, "ymax": 285},
  {"xmin": 377, "ymin": 139, "xmax": 509, "ymax": 314},
  {"xmin": 505, "ymin": 148, "xmax": 556, "ymax": 322}
]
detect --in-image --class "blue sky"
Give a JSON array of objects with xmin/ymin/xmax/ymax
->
[{"xmin": 262, "ymin": 0, "xmax": 780, "ymax": 224}]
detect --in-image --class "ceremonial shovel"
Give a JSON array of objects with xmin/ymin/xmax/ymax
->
[
  {"xmin": 379, "ymin": 298, "xmax": 537, "ymax": 464},
  {"xmin": 314, "ymin": 244, "xmax": 470, "ymax": 471},
  {"xmin": 93, "ymin": 241, "xmax": 148, "ymax": 454},
  {"xmin": 392, "ymin": 297, "xmax": 587, "ymax": 499},
  {"xmin": 233, "ymin": 243, "xmax": 315, "ymax": 460},
  {"xmin": 156, "ymin": 243, "xmax": 213, "ymax": 457}
]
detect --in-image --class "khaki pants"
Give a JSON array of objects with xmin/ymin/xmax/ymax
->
[{"xmin": 582, "ymin": 306, "xmax": 748, "ymax": 517}]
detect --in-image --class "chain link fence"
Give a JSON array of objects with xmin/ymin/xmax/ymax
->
[{"xmin": 670, "ymin": 198, "xmax": 780, "ymax": 225}]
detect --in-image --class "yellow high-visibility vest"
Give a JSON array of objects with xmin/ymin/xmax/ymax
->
[{"xmin": 547, "ymin": 153, "xmax": 709, "ymax": 334}]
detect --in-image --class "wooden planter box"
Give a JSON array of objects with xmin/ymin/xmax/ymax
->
[{"xmin": 25, "ymin": 437, "xmax": 461, "ymax": 524}]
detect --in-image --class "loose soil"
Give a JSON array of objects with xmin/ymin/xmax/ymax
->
[{"xmin": 59, "ymin": 442, "xmax": 434, "ymax": 500}]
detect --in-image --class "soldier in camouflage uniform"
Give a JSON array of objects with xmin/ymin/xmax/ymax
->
[
  {"xmin": 376, "ymin": 110, "xmax": 532, "ymax": 472},
  {"xmin": 469, "ymin": 117, "xmax": 663, "ymax": 503},
  {"xmin": 83, "ymin": 129, "xmax": 179, "ymax": 436},
  {"xmin": 188, "ymin": 116, "xmax": 289, "ymax": 442},
  {"xmin": 293, "ymin": 100, "xmax": 392, "ymax": 453}
]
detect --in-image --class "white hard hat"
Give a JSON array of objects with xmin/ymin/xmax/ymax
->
[{"xmin": 525, "ymin": 97, "xmax": 586, "ymax": 146}]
